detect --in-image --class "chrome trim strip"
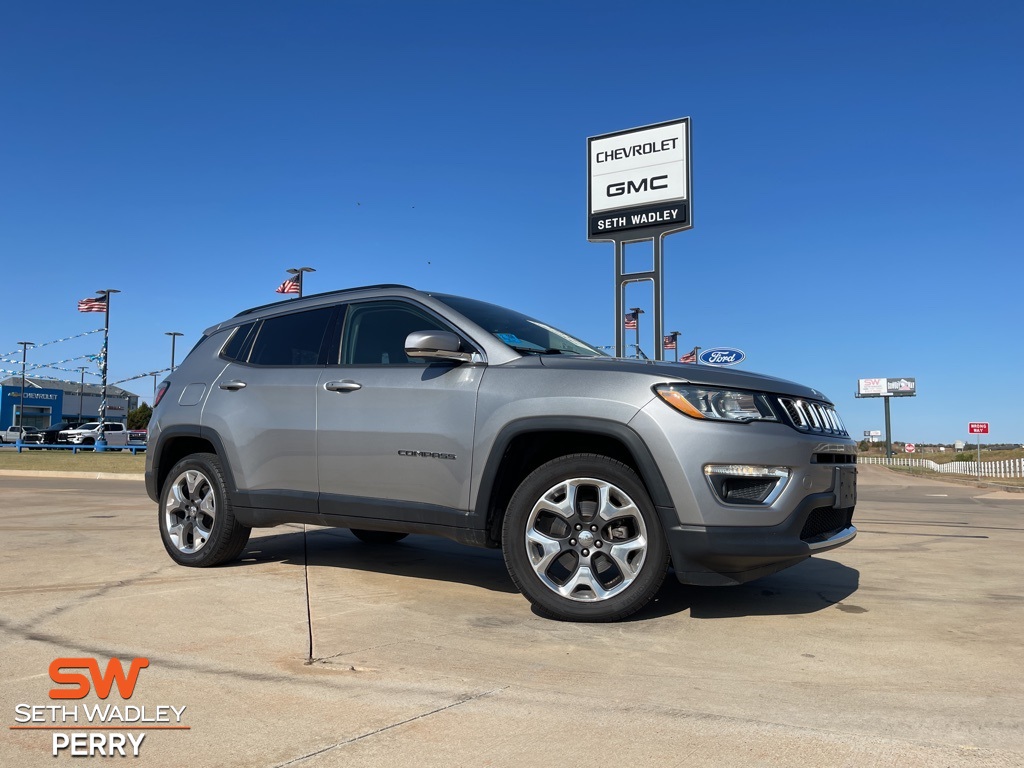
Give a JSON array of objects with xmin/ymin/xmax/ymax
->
[{"xmin": 807, "ymin": 525, "xmax": 857, "ymax": 551}]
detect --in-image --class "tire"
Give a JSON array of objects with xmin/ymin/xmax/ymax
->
[
  {"xmin": 158, "ymin": 453, "xmax": 251, "ymax": 567},
  {"xmin": 350, "ymin": 529, "xmax": 409, "ymax": 545},
  {"xmin": 502, "ymin": 454, "xmax": 669, "ymax": 622}
]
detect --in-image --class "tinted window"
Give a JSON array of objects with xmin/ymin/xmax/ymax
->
[
  {"xmin": 247, "ymin": 308, "xmax": 334, "ymax": 366},
  {"xmin": 341, "ymin": 302, "xmax": 451, "ymax": 365},
  {"xmin": 220, "ymin": 323, "xmax": 255, "ymax": 361}
]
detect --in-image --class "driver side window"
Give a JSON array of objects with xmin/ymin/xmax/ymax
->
[{"xmin": 341, "ymin": 301, "xmax": 450, "ymax": 366}]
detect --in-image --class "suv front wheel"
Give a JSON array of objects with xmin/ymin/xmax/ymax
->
[
  {"xmin": 159, "ymin": 453, "xmax": 251, "ymax": 567},
  {"xmin": 502, "ymin": 454, "xmax": 669, "ymax": 622}
]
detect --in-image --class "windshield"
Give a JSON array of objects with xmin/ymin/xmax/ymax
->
[{"xmin": 432, "ymin": 294, "xmax": 605, "ymax": 357}]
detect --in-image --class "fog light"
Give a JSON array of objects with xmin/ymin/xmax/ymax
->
[{"xmin": 704, "ymin": 465, "xmax": 790, "ymax": 505}]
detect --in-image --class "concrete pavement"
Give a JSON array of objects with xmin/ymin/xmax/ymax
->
[{"xmin": 1, "ymin": 466, "xmax": 1022, "ymax": 766}]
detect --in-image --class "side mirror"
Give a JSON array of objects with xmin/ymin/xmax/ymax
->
[{"xmin": 405, "ymin": 330, "xmax": 474, "ymax": 363}]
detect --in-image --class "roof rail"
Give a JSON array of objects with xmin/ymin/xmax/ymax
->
[{"xmin": 233, "ymin": 284, "xmax": 417, "ymax": 317}]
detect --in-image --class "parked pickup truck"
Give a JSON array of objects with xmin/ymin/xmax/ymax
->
[
  {"xmin": 59, "ymin": 422, "xmax": 130, "ymax": 449},
  {"xmin": 1, "ymin": 426, "xmax": 39, "ymax": 443}
]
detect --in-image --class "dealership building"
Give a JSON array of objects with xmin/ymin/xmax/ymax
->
[{"xmin": 0, "ymin": 377, "xmax": 139, "ymax": 431}]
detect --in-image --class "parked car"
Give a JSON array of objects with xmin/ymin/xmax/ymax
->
[
  {"xmin": 1, "ymin": 426, "xmax": 39, "ymax": 443},
  {"xmin": 129, "ymin": 429, "xmax": 148, "ymax": 444},
  {"xmin": 22, "ymin": 421, "xmax": 86, "ymax": 448},
  {"xmin": 59, "ymin": 422, "xmax": 130, "ymax": 449},
  {"xmin": 146, "ymin": 284, "xmax": 857, "ymax": 622}
]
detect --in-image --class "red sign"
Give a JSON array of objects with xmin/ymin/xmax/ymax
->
[
  {"xmin": 968, "ymin": 422, "xmax": 989, "ymax": 434},
  {"xmin": 905, "ymin": 443, "xmax": 915, "ymax": 453}
]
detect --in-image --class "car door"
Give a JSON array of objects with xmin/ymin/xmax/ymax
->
[
  {"xmin": 203, "ymin": 305, "xmax": 335, "ymax": 513},
  {"xmin": 316, "ymin": 299, "xmax": 484, "ymax": 527}
]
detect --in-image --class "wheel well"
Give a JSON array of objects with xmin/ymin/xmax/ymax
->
[
  {"xmin": 157, "ymin": 436, "xmax": 218, "ymax": 497},
  {"xmin": 484, "ymin": 431, "xmax": 642, "ymax": 546}
]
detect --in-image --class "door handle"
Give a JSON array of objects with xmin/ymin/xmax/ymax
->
[
  {"xmin": 324, "ymin": 380, "xmax": 362, "ymax": 392},
  {"xmin": 219, "ymin": 380, "xmax": 247, "ymax": 391}
]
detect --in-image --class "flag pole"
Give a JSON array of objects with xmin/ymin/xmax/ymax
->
[
  {"xmin": 629, "ymin": 306, "xmax": 644, "ymax": 359},
  {"xmin": 97, "ymin": 289, "xmax": 120, "ymax": 448},
  {"xmin": 286, "ymin": 266, "xmax": 316, "ymax": 299}
]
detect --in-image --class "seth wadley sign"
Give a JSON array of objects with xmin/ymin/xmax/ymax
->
[{"xmin": 588, "ymin": 119, "xmax": 691, "ymax": 238}]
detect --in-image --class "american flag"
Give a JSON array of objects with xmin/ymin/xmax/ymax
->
[
  {"xmin": 663, "ymin": 334, "xmax": 677, "ymax": 351},
  {"xmin": 275, "ymin": 276, "xmax": 300, "ymax": 294},
  {"xmin": 78, "ymin": 296, "xmax": 107, "ymax": 313},
  {"xmin": 679, "ymin": 346, "xmax": 699, "ymax": 364},
  {"xmin": 624, "ymin": 311, "xmax": 638, "ymax": 330}
]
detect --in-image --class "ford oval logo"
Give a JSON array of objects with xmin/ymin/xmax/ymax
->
[{"xmin": 698, "ymin": 347, "xmax": 746, "ymax": 366}]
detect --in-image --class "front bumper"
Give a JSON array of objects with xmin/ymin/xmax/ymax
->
[
  {"xmin": 662, "ymin": 480, "xmax": 856, "ymax": 586},
  {"xmin": 629, "ymin": 398, "xmax": 858, "ymax": 585}
]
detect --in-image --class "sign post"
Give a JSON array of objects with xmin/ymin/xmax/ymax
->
[
  {"xmin": 588, "ymin": 118, "xmax": 692, "ymax": 360},
  {"xmin": 968, "ymin": 422, "xmax": 989, "ymax": 480}
]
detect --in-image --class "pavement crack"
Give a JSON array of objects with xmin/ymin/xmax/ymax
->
[
  {"xmin": 10, "ymin": 568, "xmax": 165, "ymax": 633},
  {"xmin": 271, "ymin": 686, "xmax": 508, "ymax": 767}
]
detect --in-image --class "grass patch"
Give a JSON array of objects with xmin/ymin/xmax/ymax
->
[
  {"xmin": 0, "ymin": 449, "xmax": 145, "ymax": 474},
  {"xmin": 883, "ymin": 465, "xmax": 1024, "ymax": 489},
  {"xmin": 860, "ymin": 447, "xmax": 1024, "ymax": 464}
]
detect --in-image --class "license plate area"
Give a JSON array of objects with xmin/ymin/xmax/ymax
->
[{"xmin": 835, "ymin": 466, "xmax": 857, "ymax": 509}]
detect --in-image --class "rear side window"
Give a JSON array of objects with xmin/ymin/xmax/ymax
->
[
  {"xmin": 220, "ymin": 323, "xmax": 255, "ymax": 362},
  {"xmin": 247, "ymin": 308, "xmax": 334, "ymax": 366}
]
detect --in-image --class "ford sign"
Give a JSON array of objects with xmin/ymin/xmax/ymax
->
[{"xmin": 698, "ymin": 347, "xmax": 746, "ymax": 366}]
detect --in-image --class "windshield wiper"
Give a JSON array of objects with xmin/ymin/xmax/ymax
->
[{"xmin": 506, "ymin": 345, "xmax": 578, "ymax": 355}]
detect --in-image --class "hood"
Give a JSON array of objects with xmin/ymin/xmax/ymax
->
[{"xmin": 536, "ymin": 356, "xmax": 831, "ymax": 402}]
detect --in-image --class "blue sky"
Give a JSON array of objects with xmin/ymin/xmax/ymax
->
[{"xmin": 1, "ymin": 1, "xmax": 1021, "ymax": 445}]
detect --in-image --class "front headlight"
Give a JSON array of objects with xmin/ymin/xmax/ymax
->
[{"xmin": 654, "ymin": 384, "xmax": 777, "ymax": 423}]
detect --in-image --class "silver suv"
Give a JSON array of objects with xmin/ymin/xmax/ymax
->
[{"xmin": 146, "ymin": 284, "xmax": 857, "ymax": 622}]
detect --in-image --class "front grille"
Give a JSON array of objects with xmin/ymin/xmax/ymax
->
[
  {"xmin": 800, "ymin": 506, "xmax": 853, "ymax": 543},
  {"xmin": 777, "ymin": 397, "xmax": 849, "ymax": 437},
  {"xmin": 813, "ymin": 453, "xmax": 857, "ymax": 464}
]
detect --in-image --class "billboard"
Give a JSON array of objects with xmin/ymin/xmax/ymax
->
[
  {"xmin": 588, "ymin": 118, "xmax": 691, "ymax": 239},
  {"xmin": 856, "ymin": 377, "xmax": 916, "ymax": 397}
]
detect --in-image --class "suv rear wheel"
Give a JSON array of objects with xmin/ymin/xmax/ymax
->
[
  {"xmin": 502, "ymin": 454, "xmax": 669, "ymax": 622},
  {"xmin": 159, "ymin": 453, "xmax": 251, "ymax": 567}
]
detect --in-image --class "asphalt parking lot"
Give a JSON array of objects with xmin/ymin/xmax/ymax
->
[{"xmin": 1, "ymin": 465, "xmax": 1022, "ymax": 767}]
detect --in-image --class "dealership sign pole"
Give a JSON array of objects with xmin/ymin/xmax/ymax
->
[
  {"xmin": 855, "ymin": 378, "xmax": 917, "ymax": 459},
  {"xmin": 588, "ymin": 118, "xmax": 692, "ymax": 359}
]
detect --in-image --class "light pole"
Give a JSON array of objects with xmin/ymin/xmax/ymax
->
[
  {"xmin": 96, "ymin": 289, "xmax": 120, "ymax": 447},
  {"xmin": 668, "ymin": 330, "xmax": 681, "ymax": 363},
  {"xmin": 78, "ymin": 366, "xmax": 88, "ymax": 421},
  {"xmin": 286, "ymin": 266, "xmax": 316, "ymax": 298},
  {"xmin": 165, "ymin": 332, "xmax": 183, "ymax": 372},
  {"xmin": 17, "ymin": 341, "xmax": 34, "ymax": 433}
]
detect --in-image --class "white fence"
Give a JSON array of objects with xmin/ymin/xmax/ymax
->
[{"xmin": 858, "ymin": 456, "xmax": 1024, "ymax": 479}]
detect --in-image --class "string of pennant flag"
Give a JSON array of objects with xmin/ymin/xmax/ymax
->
[
  {"xmin": 111, "ymin": 369, "xmax": 171, "ymax": 385},
  {"xmin": 0, "ymin": 329, "xmax": 104, "ymax": 361}
]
